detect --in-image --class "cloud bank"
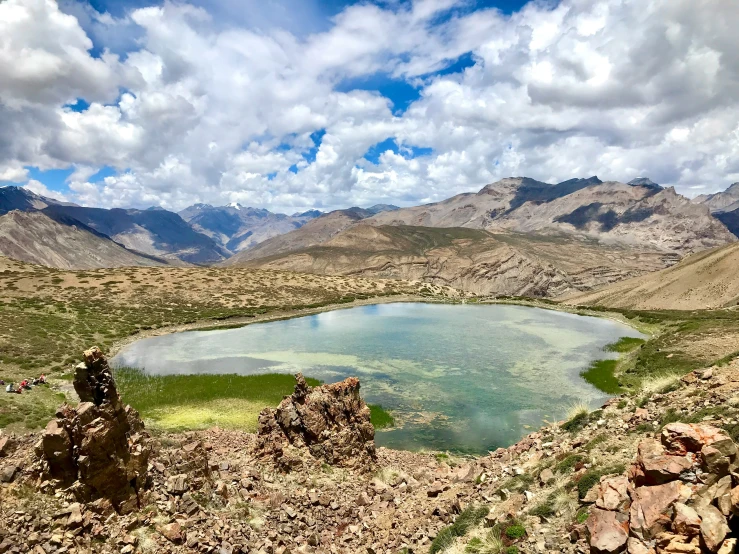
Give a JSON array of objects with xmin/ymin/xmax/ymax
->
[{"xmin": 1, "ymin": 0, "xmax": 738, "ymax": 212}]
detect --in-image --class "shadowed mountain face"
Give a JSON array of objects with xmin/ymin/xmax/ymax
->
[
  {"xmin": 0, "ymin": 211, "xmax": 167, "ymax": 269},
  {"xmin": 368, "ymin": 178, "xmax": 734, "ymax": 253},
  {"xmin": 41, "ymin": 204, "xmax": 228, "ymax": 264},
  {"xmin": 236, "ymin": 178, "xmax": 734, "ymax": 271},
  {"xmin": 0, "ymin": 186, "xmax": 227, "ymax": 265},
  {"xmin": 178, "ymin": 203, "xmax": 321, "ymax": 253},
  {"xmin": 233, "ymin": 224, "xmax": 677, "ymax": 297},
  {"xmin": 0, "ymin": 186, "xmax": 68, "ymax": 214}
]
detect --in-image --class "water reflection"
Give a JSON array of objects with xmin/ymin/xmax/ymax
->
[{"xmin": 112, "ymin": 303, "xmax": 644, "ymax": 453}]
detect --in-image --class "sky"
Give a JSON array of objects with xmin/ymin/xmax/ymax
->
[{"xmin": 1, "ymin": 0, "xmax": 738, "ymax": 213}]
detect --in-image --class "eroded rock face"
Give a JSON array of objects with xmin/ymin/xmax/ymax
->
[
  {"xmin": 588, "ymin": 423, "xmax": 739, "ymax": 554},
  {"xmin": 257, "ymin": 373, "xmax": 376, "ymax": 470},
  {"xmin": 37, "ymin": 347, "xmax": 150, "ymax": 512}
]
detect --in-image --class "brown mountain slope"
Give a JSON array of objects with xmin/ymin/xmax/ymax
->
[
  {"xmin": 562, "ymin": 241, "xmax": 739, "ymax": 310},
  {"xmin": 369, "ymin": 179, "xmax": 735, "ymax": 253},
  {"xmin": 235, "ymin": 224, "xmax": 676, "ymax": 297},
  {"xmin": 0, "ymin": 210, "xmax": 167, "ymax": 269},
  {"xmin": 223, "ymin": 208, "xmax": 374, "ymax": 265}
]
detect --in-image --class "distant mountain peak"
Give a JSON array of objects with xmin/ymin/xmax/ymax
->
[
  {"xmin": 628, "ymin": 177, "xmax": 662, "ymax": 189},
  {"xmin": 293, "ymin": 209, "xmax": 323, "ymax": 218},
  {"xmin": 365, "ymin": 204, "xmax": 400, "ymax": 215},
  {"xmin": 228, "ymin": 202, "xmax": 242, "ymax": 210}
]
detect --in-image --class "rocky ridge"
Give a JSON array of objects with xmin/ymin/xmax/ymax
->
[
  {"xmin": 256, "ymin": 373, "xmax": 376, "ymax": 471},
  {"xmin": 3, "ymin": 354, "xmax": 739, "ymax": 553},
  {"xmin": 36, "ymin": 347, "xmax": 151, "ymax": 512}
]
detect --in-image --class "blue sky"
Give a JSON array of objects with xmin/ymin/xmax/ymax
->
[{"xmin": 2, "ymin": 0, "xmax": 736, "ymax": 211}]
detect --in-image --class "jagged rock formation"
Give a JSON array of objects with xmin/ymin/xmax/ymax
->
[
  {"xmin": 368, "ymin": 178, "xmax": 735, "ymax": 254},
  {"xmin": 37, "ymin": 347, "xmax": 150, "ymax": 512},
  {"xmin": 257, "ymin": 373, "xmax": 376, "ymax": 470},
  {"xmin": 693, "ymin": 183, "xmax": 739, "ymax": 214},
  {"xmin": 587, "ymin": 422, "xmax": 739, "ymax": 553}
]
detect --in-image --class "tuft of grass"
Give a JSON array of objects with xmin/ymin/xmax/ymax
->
[
  {"xmin": 640, "ymin": 374, "xmax": 681, "ymax": 396},
  {"xmin": 493, "ymin": 473, "xmax": 534, "ymax": 497},
  {"xmin": 555, "ymin": 454, "xmax": 587, "ymax": 474},
  {"xmin": 429, "ymin": 505, "xmax": 490, "ymax": 554},
  {"xmin": 561, "ymin": 406, "xmax": 602, "ymax": 433},
  {"xmin": 566, "ymin": 402, "xmax": 590, "ymax": 421},
  {"xmin": 583, "ymin": 434, "xmax": 608, "ymax": 452},
  {"xmin": 712, "ymin": 350, "xmax": 739, "ymax": 367},
  {"xmin": 368, "ymin": 404, "xmax": 395, "ymax": 429}
]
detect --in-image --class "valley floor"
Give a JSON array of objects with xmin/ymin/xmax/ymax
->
[{"xmin": 3, "ymin": 259, "xmax": 739, "ymax": 553}]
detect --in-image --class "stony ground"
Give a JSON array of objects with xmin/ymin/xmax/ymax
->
[{"xmin": 3, "ymin": 354, "xmax": 739, "ymax": 553}]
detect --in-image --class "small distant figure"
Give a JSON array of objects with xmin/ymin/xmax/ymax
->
[
  {"xmin": 20, "ymin": 379, "xmax": 31, "ymax": 390},
  {"xmin": 39, "ymin": 374, "xmax": 46, "ymax": 384},
  {"xmin": 0, "ymin": 379, "xmax": 5, "ymax": 385},
  {"xmin": 5, "ymin": 383, "xmax": 17, "ymax": 393}
]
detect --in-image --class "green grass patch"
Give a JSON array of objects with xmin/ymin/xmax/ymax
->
[
  {"xmin": 574, "ymin": 464, "xmax": 626, "ymax": 500},
  {"xmin": 555, "ymin": 454, "xmax": 587, "ymax": 474},
  {"xmin": 580, "ymin": 359, "xmax": 622, "ymax": 394},
  {"xmin": 604, "ymin": 337, "xmax": 645, "ymax": 353},
  {"xmin": 114, "ymin": 368, "xmax": 321, "ymax": 432},
  {"xmin": 368, "ymin": 404, "xmax": 395, "ymax": 429},
  {"xmin": 114, "ymin": 368, "xmax": 392, "ymax": 432},
  {"xmin": 561, "ymin": 409, "xmax": 602, "ymax": 433}
]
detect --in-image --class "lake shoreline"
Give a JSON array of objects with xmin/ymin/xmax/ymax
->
[
  {"xmin": 111, "ymin": 298, "xmax": 644, "ymax": 452},
  {"xmin": 109, "ymin": 292, "xmax": 649, "ymax": 359}
]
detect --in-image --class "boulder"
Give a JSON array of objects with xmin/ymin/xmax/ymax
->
[
  {"xmin": 718, "ymin": 538, "xmax": 737, "ymax": 554},
  {"xmin": 37, "ymin": 347, "xmax": 151, "ymax": 511},
  {"xmin": 257, "ymin": 373, "xmax": 376, "ymax": 470},
  {"xmin": 672, "ymin": 503, "xmax": 701, "ymax": 536},
  {"xmin": 698, "ymin": 505, "xmax": 730, "ymax": 553},
  {"xmin": 595, "ymin": 475, "xmax": 630, "ymax": 512},
  {"xmin": 655, "ymin": 532, "xmax": 701, "ymax": 554},
  {"xmin": 0, "ymin": 435, "xmax": 11, "ymax": 457},
  {"xmin": 586, "ymin": 508, "xmax": 629, "ymax": 554},
  {"xmin": 631, "ymin": 439, "xmax": 694, "ymax": 486},
  {"xmin": 629, "ymin": 481, "xmax": 685, "ymax": 540},
  {"xmin": 661, "ymin": 423, "xmax": 730, "ymax": 455}
]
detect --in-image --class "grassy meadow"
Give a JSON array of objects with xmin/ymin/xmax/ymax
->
[
  {"xmin": 0, "ymin": 258, "xmax": 438, "ymax": 432},
  {"xmin": 115, "ymin": 367, "xmax": 395, "ymax": 432}
]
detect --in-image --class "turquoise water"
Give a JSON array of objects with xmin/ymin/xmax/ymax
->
[{"xmin": 112, "ymin": 303, "xmax": 643, "ymax": 453}]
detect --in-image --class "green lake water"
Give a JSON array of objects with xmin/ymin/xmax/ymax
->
[{"xmin": 111, "ymin": 303, "xmax": 643, "ymax": 453}]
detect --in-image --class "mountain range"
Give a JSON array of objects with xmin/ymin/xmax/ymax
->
[{"xmin": 2, "ymin": 177, "xmax": 739, "ymax": 297}]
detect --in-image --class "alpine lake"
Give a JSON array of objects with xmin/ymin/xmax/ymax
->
[{"xmin": 111, "ymin": 303, "xmax": 644, "ymax": 454}]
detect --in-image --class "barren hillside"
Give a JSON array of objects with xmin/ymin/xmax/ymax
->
[
  {"xmin": 235, "ymin": 224, "xmax": 677, "ymax": 297},
  {"xmin": 563, "ymin": 241, "xmax": 739, "ymax": 309},
  {"xmin": 0, "ymin": 211, "xmax": 167, "ymax": 269}
]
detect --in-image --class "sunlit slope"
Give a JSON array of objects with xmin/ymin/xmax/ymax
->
[
  {"xmin": 235, "ymin": 224, "xmax": 674, "ymax": 297},
  {"xmin": 563, "ymin": 242, "xmax": 739, "ymax": 310}
]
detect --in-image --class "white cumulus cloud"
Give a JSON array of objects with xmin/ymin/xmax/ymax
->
[{"xmin": 0, "ymin": 0, "xmax": 737, "ymax": 211}]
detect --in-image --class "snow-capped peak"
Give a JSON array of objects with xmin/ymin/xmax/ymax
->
[{"xmin": 228, "ymin": 202, "xmax": 242, "ymax": 210}]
